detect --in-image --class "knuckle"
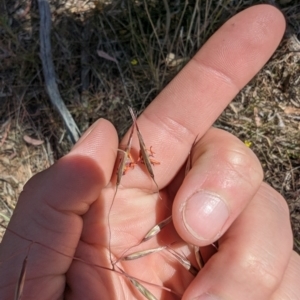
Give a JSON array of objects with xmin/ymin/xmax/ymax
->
[
  {"xmin": 224, "ymin": 145, "xmax": 263, "ymax": 181},
  {"xmin": 240, "ymin": 252, "xmax": 280, "ymax": 292},
  {"xmin": 258, "ymin": 183, "xmax": 291, "ymax": 221},
  {"xmin": 143, "ymin": 110, "xmax": 195, "ymax": 145},
  {"xmin": 191, "ymin": 54, "xmax": 240, "ymax": 92},
  {"xmin": 203, "ymin": 137, "xmax": 263, "ymax": 190}
]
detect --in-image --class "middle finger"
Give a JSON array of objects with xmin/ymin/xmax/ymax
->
[{"xmin": 119, "ymin": 5, "xmax": 285, "ymax": 192}]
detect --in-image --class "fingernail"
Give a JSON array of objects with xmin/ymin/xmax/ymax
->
[
  {"xmin": 182, "ymin": 190, "xmax": 229, "ymax": 240},
  {"xmin": 71, "ymin": 119, "xmax": 101, "ymax": 151}
]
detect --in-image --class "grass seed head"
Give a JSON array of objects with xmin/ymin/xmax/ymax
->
[
  {"xmin": 142, "ymin": 216, "xmax": 172, "ymax": 242},
  {"xmin": 122, "ymin": 246, "xmax": 166, "ymax": 261},
  {"xmin": 129, "ymin": 278, "xmax": 158, "ymax": 300}
]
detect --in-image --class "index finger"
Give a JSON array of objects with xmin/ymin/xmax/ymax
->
[{"xmin": 121, "ymin": 4, "xmax": 285, "ymax": 189}]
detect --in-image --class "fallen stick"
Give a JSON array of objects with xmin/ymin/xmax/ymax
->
[{"xmin": 38, "ymin": 0, "xmax": 80, "ymax": 144}]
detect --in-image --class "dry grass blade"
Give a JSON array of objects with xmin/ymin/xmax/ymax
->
[
  {"xmin": 142, "ymin": 216, "xmax": 172, "ymax": 242},
  {"xmin": 121, "ymin": 246, "xmax": 166, "ymax": 261},
  {"xmin": 14, "ymin": 254, "xmax": 28, "ymax": 300},
  {"xmin": 114, "ymin": 216, "xmax": 171, "ymax": 264},
  {"xmin": 0, "ymin": 212, "xmax": 10, "ymax": 222},
  {"xmin": 129, "ymin": 278, "xmax": 158, "ymax": 300},
  {"xmin": 194, "ymin": 246, "xmax": 204, "ymax": 269},
  {"xmin": 128, "ymin": 107, "xmax": 161, "ymax": 198},
  {"xmin": 167, "ymin": 248, "xmax": 199, "ymax": 277},
  {"xmin": 108, "ymin": 121, "xmax": 135, "ymax": 268}
]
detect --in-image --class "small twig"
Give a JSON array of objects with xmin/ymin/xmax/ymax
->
[{"xmin": 38, "ymin": 0, "xmax": 80, "ymax": 144}]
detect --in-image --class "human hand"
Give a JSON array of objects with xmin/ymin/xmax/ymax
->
[{"xmin": 1, "ymin": 4, "xmax": 299, "ymax": 300}]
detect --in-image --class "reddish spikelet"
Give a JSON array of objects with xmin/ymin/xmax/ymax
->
[
  {"xmin": 128, "ymin": 107, "xmax": 161, "ymax": 198},
  {"xmin": 108, "ymin": 121, "xmax": 135, "ymax": 268},
  {"xmin": 116, "ymin": 122, "xmax": 135, "ymax": 186}
]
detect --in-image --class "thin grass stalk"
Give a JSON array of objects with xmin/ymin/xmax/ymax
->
[
  {"xmin": 129, "ymin": 278, "xmax": 158, "ymax": 300},
  {"xmin": 142, "ymin": 0, "xmax": 165, "ymax": 61},
  {"xmin": 194, "ymin": 246, "xmax": 204, "ymax": 269},
  {"xmin": 205, "ymin": 0, "xmax": 228, "ymax": 40},
  {"xmin": 121, "ymin": 246, "xmax": 166, "ymax": 261},
  {"xmin": 1, "ymin": 218, "xmax": 181, "ymax": 298},
  {"xmin": 98, "ymin": 18, "xmax": 130, "ymax": 104},
  {"xmin": 130, "ymin": 3, "xmax": 160, "ymax": 87},
  {"xmin": 186, "ymin": 0, "xmax": 200, "ymax": 52},
  {"xmin": 14, "ymin": 253, "xmax": 28, "ymax": 300},
  {"xmin": 170, "ymin": 0, "xmax": 189, "ymax": 54},
  {"xmin": 167, "ymin": 247, "xmax": 199, "ymax": 277},
  {"xmin": 162, "ymin": 0, "xmax": 171, "ymax": 47},
  {"xmin": 114, "ymin": 216, "xmax": 171, "ymax": 265}
]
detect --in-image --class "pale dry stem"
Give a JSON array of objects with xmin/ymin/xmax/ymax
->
[
  {"xmin": 121, "ymin": 246, "xmax": 166, "ymax": 261},
  {"xmin": 129, "ymin": 278, "xmax": 158, "ymax": 300},
  {"xmin": 142, "ymin": 216, "xmax": 173, "ymax": 243},
  {"xmin": 128, "ymin": 107, "xmax": 161, "ymax": 198},
  {"xmin": 14, "ymin": 244, "xmax": 32, "ymax": 300},
  {"xmin": 108, "ymin": 119, "xmax": 135, "ymax": 269},
  {"xmin": 166, "ymin": 247, "xmax": 199, "ymax": 277}
]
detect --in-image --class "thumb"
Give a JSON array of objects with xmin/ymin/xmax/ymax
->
[
  {"xmin": 172, "ymin": 128, "xmax": 263, "ymax": 246},
  {"xmin": 0, "ymin": 119, "xmax": 118, "ymax": 298}
]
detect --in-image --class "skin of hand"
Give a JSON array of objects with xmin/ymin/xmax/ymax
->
[{"xmin": 0, "ymin": 4, "xmax": 300, "ymax": 300}]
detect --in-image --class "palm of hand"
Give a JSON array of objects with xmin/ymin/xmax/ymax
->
[{"xmin": 66, "ymin": 165, "xmax": 196, "ymax": 300}]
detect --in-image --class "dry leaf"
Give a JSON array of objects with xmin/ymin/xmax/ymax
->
[
  {"xmin": 284, "ymin": 106, "xmax": 300, "ymax": 115},
  {"xmin": 23, "ymin": 135, "xmax": 44, "ymax": 146},
  {"xmin": 97, "ymin": 50, "xmax": 118, "ymax": 64},
  {"xmin": 165, "ymin": 52, "xmax": 187, "ymax": 67},
  {"xmin": 253, "ymin": 107, "xmax": 262, "ymax": 127}
]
